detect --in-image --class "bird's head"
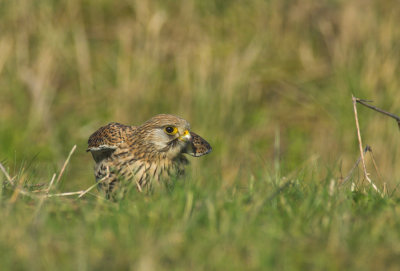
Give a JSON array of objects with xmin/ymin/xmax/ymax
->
[{"xmin": 136, "ymin": 114, "xmax": 193, "ymax": 158}]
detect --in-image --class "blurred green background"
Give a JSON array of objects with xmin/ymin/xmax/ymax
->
[
  {"xmin": 1, "ymin": 0, "xmax": 400, "ymax": 270},
  {"xmin": 1, "ymin": 0, "xmax": 399, "ymax": 189}
]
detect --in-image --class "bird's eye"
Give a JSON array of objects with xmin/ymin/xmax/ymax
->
[{"xmin": 164, "ymin": 126, "xmax": 178, "ymax": 135}]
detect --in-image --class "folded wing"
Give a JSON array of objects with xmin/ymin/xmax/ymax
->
[{"xmin": 87, "ymin": 122, "xmax": 136, "ymax": 163}]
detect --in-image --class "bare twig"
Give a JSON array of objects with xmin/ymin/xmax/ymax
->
[
  {"xmin": 352, "ymin": 95, "xmax": 381, "ymax": 194},
  {"xmin": 55, "ymin": 145, "xmax": 77, "ymax": 186},
  {"xmin": 356, "ymin": 98, "xmax": 400, "ymax": 129}
]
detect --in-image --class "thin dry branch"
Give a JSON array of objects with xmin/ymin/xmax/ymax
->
[
  {"xmin": 352, "ymin": 95, "xmax": 381, "ymax": 194},
  {"xmin": 356, "ymin": 98, "xmax": 400, "ymax": 129}
]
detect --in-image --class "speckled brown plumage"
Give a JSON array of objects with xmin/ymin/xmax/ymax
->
[
  {"xmin": 187, "ymin": 132, "xmax": 212, "ymax": 157},
  {"xmin": 87, "ymin": 114, "xmax": 212, "ymax": 198},
  {"xmin": 87, "ymin": 122, "xmax": 136, "ymax": 163}
]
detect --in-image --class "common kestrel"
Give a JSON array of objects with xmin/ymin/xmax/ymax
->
[{"xmin": 87, "ymin": 114, "xmax": 212, "ymax": 198}]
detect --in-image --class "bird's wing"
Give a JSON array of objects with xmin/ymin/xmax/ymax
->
[
  {"xmin": 87, "ymin": 122, "xmax": 136, "ymax": 162},
  {"xmin": 184, "ymin": 132, "xmax": 212, "ymax": 157}
]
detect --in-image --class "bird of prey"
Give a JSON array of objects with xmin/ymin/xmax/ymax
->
[{"xmin": 87, "ymin": 114, "xmax": 212, "ymax": 198}]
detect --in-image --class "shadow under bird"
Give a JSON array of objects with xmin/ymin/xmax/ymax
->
[{"xmin": 87, "ymin": 114, "xmax": 212, "ymax": 198}]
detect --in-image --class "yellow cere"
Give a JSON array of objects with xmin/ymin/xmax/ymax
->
[{"xmin": 178, "ymin": 130, "xmax": 191, "ymax": 142}]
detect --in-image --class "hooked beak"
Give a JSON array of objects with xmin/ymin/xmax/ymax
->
[{"xmin": 178, "ymin": 130, "xmax": 192, "ymax": 142}]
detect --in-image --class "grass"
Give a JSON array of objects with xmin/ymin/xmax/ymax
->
[
  {"xmin": 1, "ymin": 0, "xmax": 400, "ymax": 270},
  {"xmin": 1, "ymin": 165, "xmax": 400, "ymax": 270}
]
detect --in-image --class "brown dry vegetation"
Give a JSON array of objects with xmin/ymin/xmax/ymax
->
[
  {"xmin": 1, "ymin": 0, "xmax": 399, "ymax": 190},
  {"xmin": 1, "ymin": 0, "xmax": 399, "ymax": 187}
]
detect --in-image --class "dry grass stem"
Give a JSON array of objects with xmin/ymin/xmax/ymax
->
[
  {"xmin": 9, "ymin": 175, "xmax": 27, "ymax": 203},
  {"xmin": 77, "ymin": 166, "xmax": 111, "ymax": 198},
  {"xmin": 55, "ymin": 145, "xmax": 77, "ymax": 186},
  {"xmin": 46, "ymin": 173, "xmax": 57, "ymax": 193},
  {"xmin": 78, "ymin": 181, "xmax": 102, "ymax": 198},
  {"xmin": 368, "ymin": 147, "xmax": 384, "ymax": 184},
  {"xmin": 0, "ymin": 162, "xmax": 14, "ymax": 185},
  {"xmin": 46, "ymin": 191, "xmax": 87, "ymax": 197},
  {"xmin": 34, "ymin": 174, "xmax": 57, "ymax": 217},
  {"xmin": 17, "ymin": 189, "xmax": 38, "ymax": 199},
  {"xmin": 352, "ymin": 95, "xmax": 381, "ymax": 194},
  {"xmin": 342, "ymin": 146, "xmax": 370, "ymax": 185}
]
